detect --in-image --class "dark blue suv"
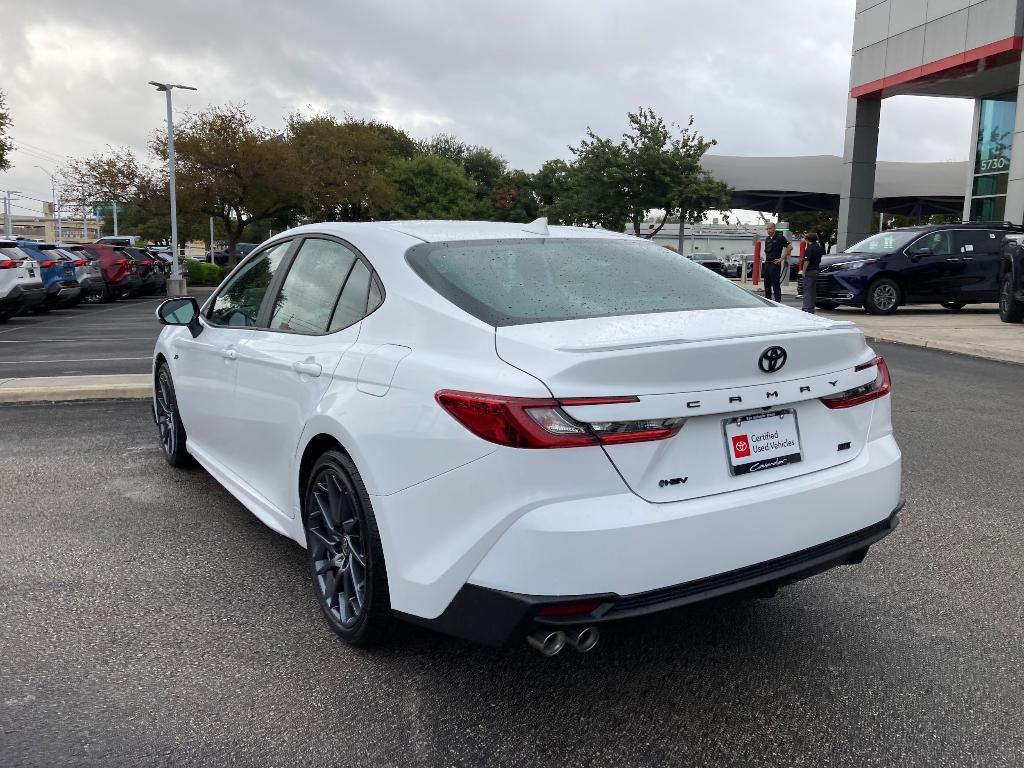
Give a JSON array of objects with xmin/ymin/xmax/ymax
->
[{"xmin": 799, "ymin": 222, "xmax": 1023, "ymax": 314}]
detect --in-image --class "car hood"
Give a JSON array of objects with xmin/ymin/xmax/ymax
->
[{"xmin": 820, "ymin": 252, "xmax": 881, "ymax": 268}]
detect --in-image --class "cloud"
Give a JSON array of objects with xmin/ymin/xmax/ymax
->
[{"xmin": 0, "ymin": 0, "xmax": 974, "ymax": 214}]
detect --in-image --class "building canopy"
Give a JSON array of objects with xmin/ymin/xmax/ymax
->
[{"xmin": 702, "ymin": 155, "xmax": 967, "ymax": 216}]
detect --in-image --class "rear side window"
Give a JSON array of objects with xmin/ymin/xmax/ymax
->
[
  {"xmin": 269, "ymin": 238, "xmax": 358, "ymax": 334},
  {"xmin": 209, "ymin": 240, "xmax": 292, "ymax": 327},
  {"xmin": 328, "ymin": 259, "xmax": 371, "ymax": 332},
  {"xmin": 955, "ymin": 229, "xmax": 1004, "ymax": 255},
  {"xmin": 406, "ymin": 237, "xmax": 764, "ymax": 326}
]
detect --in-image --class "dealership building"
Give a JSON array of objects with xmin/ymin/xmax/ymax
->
[{"xmin": 840, "ymin": 0, "xmax": 1024, "ymax": 248}]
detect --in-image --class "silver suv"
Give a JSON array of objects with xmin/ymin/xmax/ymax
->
[
  {"xmin": 0, "ymin": 243, "xmax": 46, "ymax": 321},
  {"xmin": 56, "ymin": 244, "xmax": 104, "ymax": 304}
]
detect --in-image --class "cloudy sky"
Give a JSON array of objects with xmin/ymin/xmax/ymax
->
[{"xmin": 0, "ymin": 0, "xmax": 973, "ymax": 216}]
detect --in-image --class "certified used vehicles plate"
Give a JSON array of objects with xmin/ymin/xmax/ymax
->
[{"xmin": 724, "ymin": 409, "xmax": 802, "ymax": 476}]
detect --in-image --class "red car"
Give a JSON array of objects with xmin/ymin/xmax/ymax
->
[{"xmin": 80, "ymin": 244, "xmax": 143, "ymax": 302}]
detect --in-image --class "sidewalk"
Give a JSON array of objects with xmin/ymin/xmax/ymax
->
[{"xmin": 741, "ymin": 278, "xmax": 1024, "ymax": 365}]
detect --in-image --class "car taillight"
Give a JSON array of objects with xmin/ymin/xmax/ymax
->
[
  {"xmin": 820, "ymin": 356, "xmax": 891, "ymax": 409},
  {"xmin": 115, "ymin": 258, "xmax": 129, "ymax": 266},
  {"xmin": 0, "ymin": 260, "xmax": 21, "ymax": 269},
  {"xmin": 73, "ymin": 259, "xmax": 86, "ymax": 267},
  {"xmin": 435, "ymin": 390, "xmax": 685, "ymax": 449},
  {"xmin": 40, "ymin": 260, "xmax": 58, "ymax": 268}
]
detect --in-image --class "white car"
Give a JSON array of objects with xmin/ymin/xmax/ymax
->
[
  {"xmin": 152, "ymin": 220, "xmax": 902, "ymax": 655},
  {"xmin": 0, "ymin": 241, "xmax": 46, "ymax": 321}
]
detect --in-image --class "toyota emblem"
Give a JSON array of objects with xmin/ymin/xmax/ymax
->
[{"xmin": 758, "ymin": 346, "xmax": 788, "ymax": 373}]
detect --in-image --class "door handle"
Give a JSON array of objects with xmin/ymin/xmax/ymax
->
[
  {"xmin": 292, "ymin": 360, "xmax": 322, "ymax": 377},
  {"xmin": 221, "ymin": 348, "xmax": 238, "ymax": 360}
]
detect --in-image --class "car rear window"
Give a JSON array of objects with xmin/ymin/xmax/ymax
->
[{"xmin": 405, "ymin": 237, "xmax": 765, "ymax": 326}]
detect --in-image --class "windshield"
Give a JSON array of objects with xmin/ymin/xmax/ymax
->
[
  {"xmin": 844, "ymin": 230, "xmax": 920, "ymax": 254},
  {"xmin": 406, "ymin": 237, "xmax": 765, "ymax": 327}
]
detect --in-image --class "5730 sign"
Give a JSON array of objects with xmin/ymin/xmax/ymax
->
[{"xmin": 980, "ymin": 157, "xmax": 1009, "ymax": 172}]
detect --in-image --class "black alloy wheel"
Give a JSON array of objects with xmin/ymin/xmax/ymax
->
[
  {"xmin": 940, "ymin": 301, "xmax": 966, "ymax": 311},
  {"xmin": 155, "ymin": 364, "xmax": 193, "ymax": 468},
  {"xmin": 1000, "ymin": 273, "xmax": 1024, "ymax": 323},
  {"xmin": 865, "ymin": 278, "xmax": 901, "ymax": 315},
  {"xmin": 82, "ymin": 289, "xmax": 105, "ymax": 304},
  {"xmin": 304, "ymin": 450, "xmax": 393, "ymax": 647}
]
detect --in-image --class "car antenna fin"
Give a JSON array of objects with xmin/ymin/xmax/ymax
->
[{"xmin": 522, "ymin": 217, "xmax": 549, "ymax": 236}]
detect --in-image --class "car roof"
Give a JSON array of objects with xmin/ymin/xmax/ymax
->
[
  {"xmin": 884, "ymin": 221, "xmax": 1024, "ymax": 234},
  {"xmin": 281, "ymin": 220, "xmax": 635, "ymax": 246}
]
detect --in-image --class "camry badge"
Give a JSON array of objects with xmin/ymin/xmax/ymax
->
[{"xmin": 758, "ymin": 346, "xmax": 788, "ymax": 373}]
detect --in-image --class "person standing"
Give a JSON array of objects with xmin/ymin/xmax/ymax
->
[
  {"xmin": 801, "ymin": 232, "xmax": 826, "ymax": 313},
  {"xmin": 762, "ymin": 222, "xmax": 792, "ymax": 303}
]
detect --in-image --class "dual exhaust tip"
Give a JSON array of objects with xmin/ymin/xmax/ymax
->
[{"xmin": 527, "ymin": 626, "xmax": 599, "ymax": 656}]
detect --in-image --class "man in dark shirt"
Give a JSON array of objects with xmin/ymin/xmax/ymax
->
[
  {"xmin": 801, "ymin": 232, "xmax": 826, "ymax": 313},
  {"xmin": 762, "ymin": 223, "xmax": 792, "ymax": 302}
]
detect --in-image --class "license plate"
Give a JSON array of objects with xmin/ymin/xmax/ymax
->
[{"xmin": 724, "ymin": 409, "xmax": 802, "ymax": 476}]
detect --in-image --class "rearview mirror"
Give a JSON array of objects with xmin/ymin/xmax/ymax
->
[{"xmin": 156, "ymin": 297, "xmax": 202, "ymax": 337}]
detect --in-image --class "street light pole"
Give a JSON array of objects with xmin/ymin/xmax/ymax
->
[
  {"xmin": 150, "ymin": 81, "xmax": 197, "ymax": 295},
  {"xmin": 34, "ymin": 166, "xmax": 63, "ymax": 241}
]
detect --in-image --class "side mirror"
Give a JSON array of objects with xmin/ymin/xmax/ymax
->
[
  {"xmin": 156, "ymin": 296, "xmax": 202, "ymax": 337},
  {"xmin": 912, "ymin": 246, "xmax": 933, "ymax": 258}
]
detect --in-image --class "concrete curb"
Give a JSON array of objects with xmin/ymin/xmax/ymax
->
[{"xmin": 0, "ymin": 374, "xmax": 152, "ymax": 403}]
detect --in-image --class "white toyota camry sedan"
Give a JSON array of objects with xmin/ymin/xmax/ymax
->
[{"xmin": 153, "ymin": 220, "xmax": 901, "ymax": 655}]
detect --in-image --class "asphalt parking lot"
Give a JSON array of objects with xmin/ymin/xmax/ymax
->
[
  {"xmin": 0, "ymin": 289, "xmax": 212, "ymax": 379},
  {"xmin": 1, "ymin": 343, "xmax": 1022, "ymax": 767}
]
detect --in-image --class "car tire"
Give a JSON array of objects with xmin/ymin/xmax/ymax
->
[
  {"xmin": 940, "ymin": 301, "xmax": 966, "ymax": 311},
  {"xmin": 63, "ymin": 297, "xmax": 81, "ymax": 309},
  {"xmin": 154, "ymin": 363, "xmax": 195, "ymax": 468},
  {"xmin": 815, "ymin": 300, "xmax": 839, "ymax": 310},
  {"xmin": 865, "ymin": 278, "xmax": 901, "ymax": 315},
  {"xmin": 303, "ymin": 450, "xmax": 394, "ymax": 647},
  {"xmin": 1000, "ymin": 273, "xmax": 1024, "ymax": 323}
]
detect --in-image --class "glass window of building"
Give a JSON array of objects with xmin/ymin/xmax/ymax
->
[{"xmin": 970, "ymin": 94, "xmax": 1016, "ymax": 222}]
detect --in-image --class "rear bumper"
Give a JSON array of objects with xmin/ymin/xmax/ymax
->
[
  {"xmin": 110, "ymin": 275, "xmax": 142, "ymax": 294},
  {"xmin": 405, "ymin": 506, "xmax": 901, "ymax": 646},
  {"xmin": 388, "ymin": 431, "xmax": 902, "ymax": 645},
  {"xmin": 44, "ymin": 281, "xmax": 81, "ymax": 305},
  {"xmin": 0, "ymin": 284, "xmax": 46, "ymax": 312}
]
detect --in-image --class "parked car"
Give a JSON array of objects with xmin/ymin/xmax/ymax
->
[
  {"xmin": 722, "ymin": 254, "xmax": 752, "ymax": 278},
  {"xmin": 95, "ymin": 235, "xmax": 140, "ymax": 247},
  {"xmin": 0, "ymin": 242, "xmax": 46, "ymax": 320},
  {"xmin": 15, "ymin": 242, "xmax": 80, "ymax": 312},
  {"xmin": 152, "ymin": 220, "xmax": 901, "ymax": 654},
  {"xmin": 54, "ymin": 244, "xmax": 104, "ymax": 304},
  {"xmin": 687, "ymin": 252, "xmax": 726, "ymax": 275},
  {"xmin": 797, "ymin": 222, "xmax": 1022, "ymax": 314},
  {"xmin": 120, "ymin": 247, "xmax": 167, "ymax": 295},
  {"xmin": 998, "ymin": 234, "xmax": 1024, "ymax": 322},
  {"xmin": 210, "ymin": 243, "xmax": 259, "ymax": 266},
  {"xmin": 80, "ymin": 243, "xmax": 142, "ymax": 302}
]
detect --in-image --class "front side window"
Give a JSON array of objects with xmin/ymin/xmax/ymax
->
[
  {"xmin": 269, "ymin": 239, "xmax": 357, "ymax": 334},
  {"xmin": 209, "ymin": 240, "xmax": 291, "ymax": 327},
  {"xmin": 911, "ymin": 231, "xmax": 954, "ymax": 257},
  {"xmin": 406, "ymin": 238, "xmax": 764, "ymax": 327}
]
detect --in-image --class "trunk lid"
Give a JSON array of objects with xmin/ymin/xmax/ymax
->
[{"xmin": 495, "ymin": 306, "xmax": 878, "ymax": 503}]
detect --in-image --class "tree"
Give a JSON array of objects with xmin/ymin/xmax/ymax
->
[
  {"xmin": 490, "ymin": 169, "xmax": 539, "ymax": 222},
  {"xmin": 785, "ymin": 211, "xmax": 839, "ymax": 252},
  {"xmin": 419, "ymin": 134, "xmax": 510, "ymax": 218},
  {"xmin": 287, "ymin": 114, "xmax": 399, "ymax": 221},
  {"xmin": 383, "ymin": 154, "xmax": 480, "ymax": 220},
  {"xmin": 0, "ymin": 91, "xmax": 12, "ymax": 172},
  {"xmin": 156, "ymin": 104, "xmax": 304, "ymax": 264},
  {"xmin": 58, "ymin": 146, "xmax": 151, "ymax": 216},
  {"xmin": 547, "ymin": 108, "xmax": 731, "ymax": 235}
]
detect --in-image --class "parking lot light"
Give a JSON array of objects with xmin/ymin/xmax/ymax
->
[{"xmin": 149, "ymin": 81, "xmax": 197, "ymax": 296}]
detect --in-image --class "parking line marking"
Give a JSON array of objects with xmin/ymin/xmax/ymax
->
[
  {"xmin": 0, "ymin": 339, "xmax": 154, "ymax": 346},
  {"xmin": 0, "ymin": 298, "xmax": 163, "ymax": 336},
  {"xmin": 0, "ymin": 357, "xmax": 151, "ymax": 364}
]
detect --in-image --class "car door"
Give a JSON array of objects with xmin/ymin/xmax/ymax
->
[
  {"xmin": 954, "ymin": 229, "xmax": 1005, "ymax": 302},
  {"xmin": 903, "ymin": 230, "xmax": 961, "ymax": 301},
  {"xmin": 171, "ymin": 239, "xmax": 294, "ymax": 469},
  {"xmin": 232, "ymin": 237, "xmax": 376, "ymax": 518}
]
